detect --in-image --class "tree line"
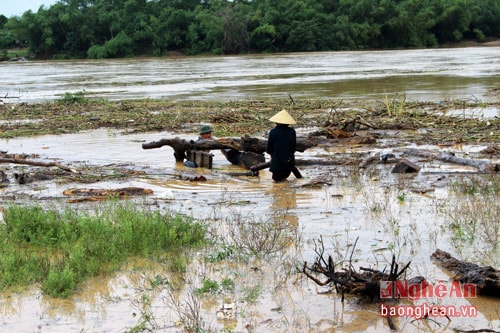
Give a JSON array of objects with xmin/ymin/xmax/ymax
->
[{"xmin": 1, "ymin": 0, "xmax": 499, "ymax": 59}]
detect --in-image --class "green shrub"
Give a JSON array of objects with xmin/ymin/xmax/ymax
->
[
  {"xmin": 196, "ymin": 278, "xmax": 219, "ymax": 295},
  {"xmin": 42, "ymin": 269, "xmax": 77, "ymax": 298},
  {"xmin": 57, "ymin": 90, "xmax": 88, "ymax": 104},
  {"xmin": 0, "ymin": 203, "xmax": 207, "ymax": 297}
]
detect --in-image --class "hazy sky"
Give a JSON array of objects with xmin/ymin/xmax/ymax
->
[{"xmin": 1, "ymin": 0, "xmax": 58, "ymax": 17}]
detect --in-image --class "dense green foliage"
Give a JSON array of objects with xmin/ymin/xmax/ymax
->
[
  {"xmin": 0, "ymin": 204, "xmax": 207, "ymax": 297},
  {"xmin": 0, "ymin": 0, "xmax": 499, "ymax": 59}
]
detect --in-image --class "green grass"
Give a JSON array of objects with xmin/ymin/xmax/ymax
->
[
  {"xmin": 445, "ymin": 175, "xmax": 500, "ymax": 265},
  {"xmin": 0, "ymin": 203, "xmax": 207, "ymax": 297},
  {"xmin": 56, "ymin": 90, "xmax": 89, "ymax": 104},
  {"xmin": 195, "ymin": 278, "xmax": 220, "ymax": 295},
  {"xmin": 2, "ymin": 49, "xmax": 30, "ymax": 60},
  {"xmin": 241, "ymin": 285, "xmax": 262, "ymax": 304}
]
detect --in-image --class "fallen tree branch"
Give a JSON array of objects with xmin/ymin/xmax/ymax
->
[
  {"xmin": 1, "ymin": 93, "xmax": 20, "ymax": 99},
  {"xmin": 142, "ymin": 135, "xmax": 317, "ymax": 162},
  {"xmin": 431, "ymin": 249, "xmax": 500, "ymax": 297},
  {"xmin": 0, "ymin": 157, "xmax": 79, "ymax": 173},
  {"xmin": 404, "ymin": 148, "xmax": 500, "ymax": 172}
]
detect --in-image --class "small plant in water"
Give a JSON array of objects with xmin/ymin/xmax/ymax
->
[
  {"xmin": 167, "ymin": 289, "xmax": 208, "ymax": 333},
  {"xmin": 241, "ymin": 285, "xmax": 262, "ymax": 304},
  {"xmin": 221, "ymin": 277, "xmax": 235, "ymax": 292},
  {"xmin": 445, "ymin": 175, "xmax": 499, "ymax": 265},
  {"xmin": 196, "ymin": 278, "xmax": 220, "ymax": 295},
  {"xmin": 129, "ymin": 294, "xmax": 157, "ymax": 333},
  {"xmin": 384, "ymin": 93, "xmax": 406, "ymax": 117},
  {"xmin": 57, "ymin": 90, "xmax": 88, "ymax": 104},
  {"xmin": 42, "ymin": 269, "xmax": 77, "ymax": 298},
  {"xmin": 168, "ymin": 253, "xmax": 189, "ymax": 273},
  {"xmin": 228, "ymin": 213, "xmax": 298, "ymax": 258},
  {"xmin": 208, "ymin": 244, "xmax": 235, "ymax": 263}
]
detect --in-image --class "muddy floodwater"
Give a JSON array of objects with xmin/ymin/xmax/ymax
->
[
  {"xmin": 0, "ymin": 48, "xmax": 499, "ymax": 333},
  {"xmin": 2, "ymin": 47, "xmax": 500, "ymax": 104}
]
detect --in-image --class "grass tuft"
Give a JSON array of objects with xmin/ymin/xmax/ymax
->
[
  {"xmin": 0, "ymin": 203, "xmax": 207, "ymax": 297},
  {"xmin": 445, "ymin": 175, "xmax": 499, "ymax": 265}
]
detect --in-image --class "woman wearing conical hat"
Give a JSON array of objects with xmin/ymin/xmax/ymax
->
[{"xmin": 266, "ymin": 109, "xmax": 297, "ymax": 182}]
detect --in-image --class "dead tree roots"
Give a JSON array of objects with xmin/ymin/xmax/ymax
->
[{"xmin": 301, "ymin": 237, "xmax": 420, "ymax": 302}]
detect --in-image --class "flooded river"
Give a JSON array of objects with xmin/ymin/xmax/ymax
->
[
  {"xmin": 2, "ymin": 47, "xmax": 500, "ymax": 103},
  {"xmin": 0, "ymin": 48, "xmax": 499, "ymax": 332}
]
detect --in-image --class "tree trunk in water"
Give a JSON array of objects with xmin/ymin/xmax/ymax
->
[
  {"xmin": 404, "ymin": 148, "xmax": 500, "ymax": 172},
  {"xmin": 142, "ymin": 135, "xmax": 318, "ymax": 162},
  {"xmin": 431, "ymin": 249, "xmax": 500, "ymax": 297}
]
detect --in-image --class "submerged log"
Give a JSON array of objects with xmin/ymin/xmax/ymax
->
[
  {"xmin": 250, "ymin": 161, "xmax": 270, "ymax": 171},
  {"xmin": 404, "ymin": 148, "xmax": 500, "ymax": 172},
  {"xmin": 63, "ymin": 187, "xmax": 153, "ymax": 203},
  {"xmin": 249, "ymin": 161, "xmax": 303, "ymax": 178},
  {"xmin": 431, "ymin": 249, "xmax": 500, "ymax": 297},
  {"xmin": 222, "ymin": 150, "xmax": 266, "ymax": 169},
  {"xmin": 252, "ymin": 158, "xmax": 350, "ymax": 170},
  {"xmin": 142, "ymin": 135, "xmax": 318, "ymax": 163},
  {"xmin": 391, "ymin": 159, "xmax": 421, "ymax": 173},
  {"xmin": 15, "ymin": 172, "xmax": 54, "ymax": 184}
]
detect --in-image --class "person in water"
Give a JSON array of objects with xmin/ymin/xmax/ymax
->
[
  {"xmin": 266, "ymin": 109, "xmax": 297, "ymax": 182},
  {"xmin": 184, "ymin": 125, "xmax": 243, "ymax": 167},
  {"xmin": 198, "ymin": 124, "xmax": 213, "ymax": 141}
]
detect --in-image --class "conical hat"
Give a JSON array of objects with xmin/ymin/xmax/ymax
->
[{"xmin": 269, "ymin": 109, "xmax": 296, "ymax": 125}]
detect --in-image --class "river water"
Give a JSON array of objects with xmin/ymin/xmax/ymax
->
[
  {"xmin": 0, "ymin": 48, "xmax": 499, "ymax": 332},
  {"xmin": 2, "ymin": 47, "xmax": 500, "ymax": 104}
]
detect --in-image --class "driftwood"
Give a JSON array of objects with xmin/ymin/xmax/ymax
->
[
  {"xmin": 391, "ymin": 159, "xmax": 421, "ymax": 173},
  {"xmin": 251, "ymin": 158, "xmax": 351, "ymax": 169},
  {"xmin": 1, "ymin": 93, "xmax": 20, "ymax": 100},
  {"xmin": 404, "ymin": 148, "xmax": 500, "ymax": 172},
  {"xmin": 0, "ymin": 157, "xmax": 78, "ymax": 173},
  {"xmin": 249, "ymin": 161, "xmax": 303, "ymax": 178},
  {"xmin": 431, "ymin": 249, "xmax": 500, "ymax": 297},
  {"xmin": 219, "ymin": 170, "xmax": 259, "ymax": 177},
  {"xmin": 15, "ymin": 172, "xmax": 54, "ymax": 184},
  {"xmin": 302, "ymin": 237, "xmax": 426, "ymax": 331},
  {"xmin": 142, "ymin": 135, "xmax": 317, "ymax": 162},
  {"xmin": 359, "ymin": 152, "xmax": 381, "ymax": 168},
  {"xmin": 302, "ymin": 237, "xmax": 419, "ymax": 301},
  {"xmin": 63, "ymin": 187, "xmax": 153, "ymax": 203},
  {"xmin": 480, "ymin": 144, "xmax": 500, "ymax": 155}
]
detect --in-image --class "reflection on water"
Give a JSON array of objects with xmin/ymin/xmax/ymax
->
[
  {"xmin": 269, "ymin": 182, "xmax": 299, "ymax": 227},
  {"xmin": 1, "ymin": 47, "xmax": 499, "ymax": 103},
  {"xmin": 445, "ymin": 106, "xmax": 499, "ymax": 118}
]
